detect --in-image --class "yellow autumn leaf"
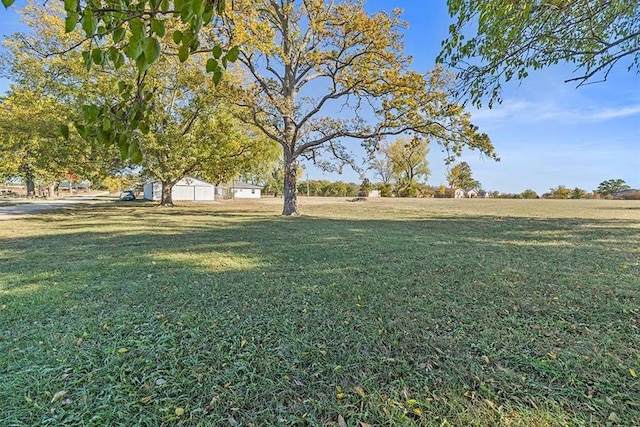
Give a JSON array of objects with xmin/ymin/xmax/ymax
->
[
  {"xmin": 412, "ymin": 408, "xmax": 424, "ymax": 417},
  {"xmin": 336, "ymin": 393, "xmax": 346, "ymax": 400},
  {"xmin": 631, "ymin": 369, "xmax": 637, "ymax": 378},
  {"xmin": 354, "ymin": 386, "xmax": 365, "ymax": 397},
  {"xmin": 175, "ymin": 407, "xmax": 185, "ymax": 416},
  {"xmin": 116, "ymin": 347, "xmax": 128, "ymax": 353},
  {"xmin": 102, "ymin": 323, "xmax": 110, "ymax": 331},
  {"xmin": 547, "ymin": 352, "xmax": 558, "ymax": 360},
  {"xmin": 139, "ymin": 396, "xmax": 153, "ymax": 404}
]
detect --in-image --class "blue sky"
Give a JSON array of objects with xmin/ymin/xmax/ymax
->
[{"xmin": 1, "ymin": 1, "xmax": 638, "ymax": 194}]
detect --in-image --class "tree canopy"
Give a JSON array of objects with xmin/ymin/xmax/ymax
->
[
  {"xmin": 597, "ymin": 178, "xmax": 630, "ymax": 196},
  {"xmin": 446, "ymin": 161, "xmax": 479, "ymax": 191},
  {"xmin": 439, "ymin": 1, "xmax": 640, "ymax": 106},
  {"xmin": 2, "ymin": 0, "xmax": 236, "ymax": 156},
  {"xmin": 222, "ymin": 0, "xmax": 496, "ymax": 215}
]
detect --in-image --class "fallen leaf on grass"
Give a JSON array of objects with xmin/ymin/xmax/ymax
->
[
  {"xmin": 354, "ymin": 386, "xmax": 365, "ymax": 397},
  {"xmin": 116, "ymin": 347, "xmax": 128, "ymax": 354},
  {"xmin": 631, "ymin": 369, "xmax": 637, "ymax": 378},
  {"xmin": 336, "ymin": 393, "xmax": 345, "ymax": 400},
  {"xmin": 337, "ymin": 415, "xmax": 347, "ymax": 427},
  {"xmin": 51, "ymin": 390, "xmax": 68, "ymax": 403},
  {"xmin": 547, "ymin": 352, "xmax": 558, "ymax": 360},
  {"xmin": 175, "ymin": 407, "xmax": 185, "ymax": 416},
  {"xmin": 608, "ymin": 413, "xmax": 621, "ymax": 423},
  {"xmin": 203, "ymin": 396, "xmax": 219, "ymax": 414}
]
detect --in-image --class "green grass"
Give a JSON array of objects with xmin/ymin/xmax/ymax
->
[{"xmin": 1, "ymin": 198, "xmax": 639, "ymax": 426}]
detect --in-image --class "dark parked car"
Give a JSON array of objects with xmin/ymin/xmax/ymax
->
[{"xmin": 119, "ymin": 190, "xmax": 136, "ymax": 201}]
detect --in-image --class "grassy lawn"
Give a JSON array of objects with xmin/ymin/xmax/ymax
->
[{"xmin": 1, "ymin": 198, "xmax": 639, "ymax": 426}]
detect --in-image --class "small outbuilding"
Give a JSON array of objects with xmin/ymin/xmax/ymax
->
[
  {"xmin": 228, "ymin": 182, "xmax": 262, "ymax": 199},
  {"xmin": 143, "ymin": 177, "xmax": 216, "ymax": 202}
]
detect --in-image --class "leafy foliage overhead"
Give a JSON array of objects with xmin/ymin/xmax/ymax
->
[
  {"xmin": 439, "ymin": 1, "xmax": 640, "ymax": 107},
  {"xmin": 2, "ymin": 0, "xmax": 238, "ymax": 160}
]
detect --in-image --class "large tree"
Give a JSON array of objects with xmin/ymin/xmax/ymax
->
[
  {"xmin": 446, "ymin": 161, "xmax": 480, "ymax": 192},
  {"xmin": 221, "ymin": 0, "xmax": 495, "ymax": 215},
  {"xmin": 439, "ymin": 1, "xmax": 640, "ymax": 106},
  {"xmin": 385, "ymin": 136, "xmax": 430, "ymax": 195},
  {"xmin": 1, "ymin": 3, "xmax": 124, "ymax": 195},
  {"xmin": 1, "ymin": 0, "xmax": 235, "ymax": 155},
  {"xmin": 135, "ymin": 55, "xmax": 278, "ymax": 205},
  {"xmin": 597, "ymin": 178, "xmax": 630, "ymax": 196}
]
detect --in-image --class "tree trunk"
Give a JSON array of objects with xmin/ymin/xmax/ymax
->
[
  {"xmin": 48, "ymin": 182, "xmax": 59, "ymax": 198},
  {"xmin": 160, "ymin": 181, "xmax": 174, "ymax": 206},
  {"xmin": 26, "ymin": 175, "xmax": 35, "ymax": 198},
  {"xmin": 282, "ymin": 152, "xmax": 298, "ymax": 216}
]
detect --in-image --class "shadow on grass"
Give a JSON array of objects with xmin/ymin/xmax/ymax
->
[{"xmin": 1, "ymin": 207, "xmax": 639, "ymax": 426}]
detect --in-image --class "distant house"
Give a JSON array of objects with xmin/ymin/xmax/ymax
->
[
  {"xmin": 467, "ymin": 189, "xmax": 478, "ymax": 198},
  {"xmin": 454, "ymin": 188, "xmax": 465, "ymax": 199},
  {"xmin": 612, "ymin": 189, "xmax": 640, "ymax": 200},
  {"xmin": 59, "ymin": 180, "xmax": 91, "ymax": 192},
  {"xmin": 227, "ymin": 182, "xmax": 262, "ymax": 199},
  {"xmin": 143, "ymin": 177, "xmax": 216, "ymax": 201}
]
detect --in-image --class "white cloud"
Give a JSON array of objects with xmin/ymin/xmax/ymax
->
[{"xmin": 471, "ymin": 100, "xmax": 640, "ymax": 125}]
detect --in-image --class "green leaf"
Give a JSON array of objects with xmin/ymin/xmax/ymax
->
[
  {"xmin": 213, "ymin": 70, "xmax": 223, "ymax": 85},
  {"xmin": 212, "ymin": 45, "xmax": 222, "ymax": 59},
  {"xmin": 129, "ymin": 18, "xmax": 144, "ymax": 36},
  {"xmin": 2, "ymin": 0, "xmax": 15, "ymax": 8},
  {"xmin": 192, "ymin": 0, "xmax": 204, "ymax": 16},
  {"xmin": 136, "ymin": 53, "xmax": 148, "ymax": 72},
  {"xmin": 143, "ymin": 37, "xmax": 161, "ymax": 64},
  {"xmin": 119, "ymin": 142, "xmax": 129, "ymax": 159},
  {"xmin": 81, "ymin": 50, "xmax": 92, "ymax": 70},
  {"xmin": 113, "ymin": 51, "xmax": 125, "ymax": 69},
  {"xmin": 63, "ymin": 0, "xmax": 77, "ymax": 12},
  {"xmin": 91, "ymin": 48, "xmax": 104, "ymax": 65},
  {"xmin": 226, "ymin": 46, "xmax": 239, "ymax": 62},
  {"xmin": 206, "ymin": 58, "xmax": 218, "ymax": 73},
  {"xmin": 60, "ymin": 124, "xmax": 70, "ymax": 139},
  {"xmin": 139, "ymin": 121, "xmax": 150, "ymax": 134},
  {"xmin": 125, "ymin": 36, "xmax": 143, "ymax": 59},
  {"xmin": 202, "ymin": 8, "xmax": 213, "ymax": 24},
  {"xmin": 65, "ymin": 12, "xmax": 79, "ymax": 33},
  {"xmin": 160, "ymin": 0, "xmax": 170, "ymax": 12},
  {"xmin": 151, "ymin": 19, "xmax": 165, "ymax": 37},
  {"xmin": 172, "ymin": 30, "xmax": 183, "ymax": 44},
  {"xmin": 178, "ymin": 45, "xmax": 189, "ymax": 63},
  {"xmin": 112, "ymin": 27, "xmax": 126, "ymax": 43},
  {"xmin": 82, "ymin": 10, "xmax": 97, "ymax": 36},
  {"xmin": 130, "ymin": 148, "xmax": 143, "ymax": 163}
]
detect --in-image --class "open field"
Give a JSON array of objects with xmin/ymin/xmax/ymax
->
[{"xmin": 1, "ymin": 198, "xmax": 639, "ymax": 426}]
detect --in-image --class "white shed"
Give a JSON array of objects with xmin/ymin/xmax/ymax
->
[
  {"xmin": 143, "ymin": 177, "xmax": 215, "ymax": 201},
  {"xmin": 229, "ymin": 182, "xmax": 262, "ymax": 199}
]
